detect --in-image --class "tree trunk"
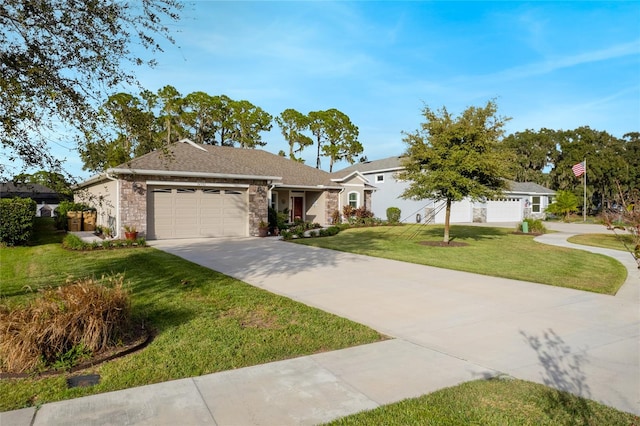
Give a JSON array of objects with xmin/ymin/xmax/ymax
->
[
  {"xmin": 316, "ymin": 135, "xmax": 321, "ymax": 169},
  {"xmin": 443, "ymin": 198, "xmax": 451, "ymax": 243}
]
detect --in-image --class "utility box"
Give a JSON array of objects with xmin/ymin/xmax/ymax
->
[{"xmin": 521, "ymin": 221, "xmax": 529, "ymax": 233}]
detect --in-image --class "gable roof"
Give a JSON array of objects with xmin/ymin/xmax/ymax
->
[
  {"xmin": 101, "ymin": 140, "xmax": 341, "ymax": 189},
  {"xmin": 332, "ymin": 155, "xmax": 405, "ymax": 177},
  {"xmin": 508, "ymin": 181, "xmax": 555, "ymax": 195},
  {"xmin": 0, "ymin": 182, "xmax": 66, "ymax": 202}
]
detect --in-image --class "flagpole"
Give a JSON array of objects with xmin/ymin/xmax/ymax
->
[{"xmin": 583, "ymin": 158, "xmax": 587, "ymax": 222}]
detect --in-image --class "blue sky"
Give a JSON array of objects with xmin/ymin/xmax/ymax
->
[{"xmin": 61, "ymin": 1, "xmax": 639, "ymax": 179}]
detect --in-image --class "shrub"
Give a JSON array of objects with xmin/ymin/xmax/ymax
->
[
  {"xmin": 0, "ymin": 276, "xmax": 132, "ymax": 373},
  {"xmin": 280, "ymin": 230, "xmax": 293, "ymax": 240},
  {"xmin": 62, "ymin": 233, "xmax": 88, "ymax": 250},
  {"xmin": 519, "ymin": 218, "xmax": 547, "ymax": 234},
  {"xmin": 331, "ymin": 209, "xmax": 342, "ymax": 225},
  {"xmin": 0, "ymin": 198, "xmax": 37, "ymax": 246},
  {"xmin": 386, "ymin": 207, "xmax": 401, "ymax": 224}
]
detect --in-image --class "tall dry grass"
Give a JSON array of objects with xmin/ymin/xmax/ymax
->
[{"xmin": 0, "ymin": 276, "xmax": 131, "ymax": 373}]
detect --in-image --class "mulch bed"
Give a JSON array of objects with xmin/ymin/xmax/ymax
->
[
  {"xmin": 418, "ymin": 241, "xmax": 469, "ymax": 247},
  {"xmin": 0, "ymin": 325, "xmax": 154, "ymax": 379}
]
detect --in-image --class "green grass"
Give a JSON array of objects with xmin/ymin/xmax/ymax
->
[
  {"xmin": 295, "ymin": 225, "xmax": 627, "ymax": 295},
  {"xmin": 568, "ymin": 233, "xmax": 636, "ymax": 252},
  {"xmin": 326, "ymin": 378, "xmax": 639, "ymax": 425},
  {"xmin": 0, "ymin": 219, "xmax": 383, "ymax": 411}
]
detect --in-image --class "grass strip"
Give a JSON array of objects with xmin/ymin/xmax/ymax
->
[{"xmin": 326, "ymin": 378, "xmax": 638, "ymax": 425}]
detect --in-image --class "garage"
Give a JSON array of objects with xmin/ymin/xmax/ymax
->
[
  {"xmin": 486, "ymin": 198, "xmax": 523, "ymax": 222},
  {"xmin": 148, "ymin": 186, "xmax": 247, "ymax": 239}
]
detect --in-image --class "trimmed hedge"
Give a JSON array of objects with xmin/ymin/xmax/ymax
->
[
  {"xmin": 0, "ymin": 198, "xmax": 37, "ymax": 246},
  {"xmin": 386, "ymin": 207, "xmax": 401, "ymax": 224}
]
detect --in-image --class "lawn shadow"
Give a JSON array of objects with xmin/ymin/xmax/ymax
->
[{"xmin": 520, "ymin": 329, "xmax": 593, "ymax": 424}]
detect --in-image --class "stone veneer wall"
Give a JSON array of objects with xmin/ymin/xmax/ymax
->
[
  {"xmin": 117, "ymin": 175, "xmax": 269, "ymax": 238},
  {"xmin": 119, "ymin": 176, "xmax": 147, "ymax": 237},
  {"xmin": 325, "ymin": 189, "xmax": 340, "ymax": 224},
  {"xmin": 248, "ymin": 184, "xmax": 268, "ymax": 236}
]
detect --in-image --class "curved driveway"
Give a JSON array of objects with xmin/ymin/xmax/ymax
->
[{"xmin": 150, "ymin": 222, "xmax": 639, "ymax": 416}]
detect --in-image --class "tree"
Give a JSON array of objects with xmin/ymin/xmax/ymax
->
[
  {"xmin": 228, "ymin": 100, "xmax": 272, "ymax": 148},
  {"xmin": 13, "ymin": 171, "xmax": 73, "ymax": 197},
  {"xmin": 181, "ymin": 92, "xmax": 219, "ymax": 144},
  {"xmin": 275, "ymin": 109, "xmax": 313, "ymax": 161},
  {"xmin": 308, "ymin": 109, "xmax": 362, "ymax": 172},
  {"xmin": 79, "ymin": 92, "xmax": 159, "ymax": 172},
  {"xmin": 0, "ymin": 0, "xmax": 182, "ymax": 177},
  {"xmin": 546, "ymin": 190, "xmax": 579, "ymax": 221},
  {"xmin": 398, "ymin": 100, "xmax": 511, "ymax": 243},
  {"xmin": 156, "ymin": 85, "xmax": 185, "ymax": 145},
  {"xmin": 321, "ymin": 109, "xmax": 362, "ymax": 172},
  {"xmin": 549, "ymin": 127, "xmax": 627, "ymax": 214},
  {"xmin": 503, "ymin": 128, "xmax": 556, "ymax": 184}
]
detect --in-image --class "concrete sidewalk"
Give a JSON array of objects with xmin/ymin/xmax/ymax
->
[{"xmin": 3, "ymin": 223, "xmax": 638, "ymax": 425}]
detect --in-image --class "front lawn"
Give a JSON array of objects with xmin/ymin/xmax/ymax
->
[
  {"xmin": 0, "ymin": 219, "xmax": 383, "ymax": 411},
  {"xmin": 326, "ymin": 378, "xmax": 639, "ymax": 425},
  {"xmin": 295, "ymin": 225, "xmax": 627, "ymax": 295}
]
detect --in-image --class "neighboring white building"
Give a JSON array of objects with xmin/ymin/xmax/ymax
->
[{"xmin": 333, "ymin": 156, "xmax": 555, "ymax": 224}]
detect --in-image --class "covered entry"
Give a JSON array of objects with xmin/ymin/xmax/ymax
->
[{"xmin": 148, "ymin": 186, "xmax": 248, "ymax": 239}]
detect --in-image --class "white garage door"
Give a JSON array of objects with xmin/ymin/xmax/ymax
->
[
  {"xmin": 148, "ymin": 187, "xmax": 247, "ymax": 239},
  {"xmin": 487, "ymin": 198, "xmax": 522, "ymax": 222}
]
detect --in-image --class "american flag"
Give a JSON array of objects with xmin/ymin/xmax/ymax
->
[{"xmin": 572, "ymin": 161, "xmax": 585, "ymax": 177}]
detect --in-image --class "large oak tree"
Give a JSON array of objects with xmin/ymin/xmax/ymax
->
[
  {"xmin": 399, "ymin": 100, "xmax": 511, "ymax": 243},
  {"xmin": 0, "ymin": 0, "xmax": 182, "ymax": 176}
]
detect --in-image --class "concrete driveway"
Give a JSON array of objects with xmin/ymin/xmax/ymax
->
[{"xmin": 149, "ymin": 224, "xmax": 640, "ymax": 416}]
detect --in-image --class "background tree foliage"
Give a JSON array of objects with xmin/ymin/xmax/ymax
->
[
  {"xmin": 399, "ymin": 100, "xmax": 511, "ymax": 243},
  {"xmin": 309, "ymin": 109, "xmax": 362, "ymax": 172},
  {"xmin": 0, "ymin": 0, "xmax": 182, "ymax": 177},
  {"xmin": 505, "ymin": 127, "xmax": 639, "ymax": 215}
]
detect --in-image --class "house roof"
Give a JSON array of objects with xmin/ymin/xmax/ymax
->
[
  {"xmin": 332, "ymin": 155, "xmax": 405, "ymax": 177},
  {"xmin": 0, "ymin": 182, "xmax": 65, "ymax": 202},
  {"xmin": 507, "ymin": 181, "xmax": 555, "ymax": 195},
  {"xmin": 100, "ymin": 140, "xmax": 341, "ymax": 189}
]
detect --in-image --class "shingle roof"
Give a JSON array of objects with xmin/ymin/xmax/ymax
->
[
  {"xmin": 109, "ymin": 140, "xmax": 340, "ymax": 188},
  {"xmin": 332, "ymin": 155, "xmax": 405, "ymax": 177},
  {"xmin": 507, "ymin": 181, "xmax": 555, "ymax": 194}
]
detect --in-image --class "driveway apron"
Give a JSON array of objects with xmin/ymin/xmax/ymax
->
[{"xmin": 150, "ymin": 229, "xmax": 640, "ymax": 417}]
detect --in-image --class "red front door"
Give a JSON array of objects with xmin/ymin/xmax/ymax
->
[{"xmin": 292, "ymin": 197, "xmax": 303, "ymax": 221}]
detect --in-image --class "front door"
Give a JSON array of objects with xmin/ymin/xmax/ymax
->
[{"xmin": 292, "ymin": 197, "xmax": 304, "ymax": 222}]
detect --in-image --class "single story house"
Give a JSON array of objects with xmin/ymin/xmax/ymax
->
[
  {"xmin": 75, "ymin": 139, "xmax": 373, "ymax": 239},
  {"xmin": 0, "ymin": 182, "xmax": 69, "ymax": 217},
  {"xmin": 333, "ymin": 155, "xmax": 556, "ymax": 224}
]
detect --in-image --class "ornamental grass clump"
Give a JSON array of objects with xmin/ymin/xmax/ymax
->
[{"xmin": 0, "ymin": 276, "xmax": 131, "ymax": 373}]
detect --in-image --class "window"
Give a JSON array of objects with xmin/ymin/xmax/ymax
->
[
  {"xmin": 270, "ymin": 193, "xmax": 278, "ymax": 210},
  {"xmin": 152, "ymin": 188, "xmax": 171, "ymax": 193},
  {"xmin": 225, "ymin": 190, "xmax": 242, "ymax": 195},
  {"xmin": 348, "ymin": 192, "xmax": 359, "ymax": 208},
  {"xmin": 177, "ymin": 188, "xmax": 196, "ymax": 194},
  {"xmin": 532, "ymin": 196, "xmax": 541, "ymax": 213},
  {"xmin": 375, "ymin": 174, "xmax": 384, "ymax": 183},
  {"xmin": 203, "ymin": 189, "xmax": 221, "ymax": 194}
]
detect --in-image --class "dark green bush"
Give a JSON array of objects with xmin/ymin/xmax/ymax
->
[
  {"xmin": 0, "ymin": 198, "xmax": 37, "ymax": 246},
  {"xmin": 519, "ymin": 218, "xmax": 547, "ymax": 234},
  {"xmin": 386, "ymin": 207, "xmax": 401, "ymax": 223}
]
